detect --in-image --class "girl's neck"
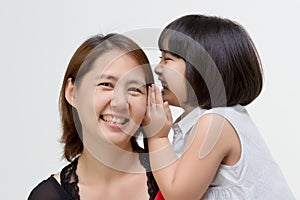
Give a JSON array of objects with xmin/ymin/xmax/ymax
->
[{"xmin": 175, "ymin": 104, "xmax": 196, "ymax": 123}]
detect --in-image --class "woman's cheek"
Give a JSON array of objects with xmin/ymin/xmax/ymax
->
[{"xmin": 130, "ymin": 98, "xmax": 147, "ymax": 124}]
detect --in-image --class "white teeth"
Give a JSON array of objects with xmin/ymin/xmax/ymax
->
[
  {"xmin": 102, "ymin": 115, "xmax": 126, "ymax": 125},
  {"xmin": 116, "ymin": 118, "xmax": 123, "ymax": 124}
]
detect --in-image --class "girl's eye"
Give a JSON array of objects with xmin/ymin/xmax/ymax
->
[{"xmin": 159, "ymin": 56, "xmax": 172, "ymax": 62}]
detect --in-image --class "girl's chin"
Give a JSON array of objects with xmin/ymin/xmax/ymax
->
[{"xmin": 161, "ymin": 90, "xmax": 176, "ymax": 103}]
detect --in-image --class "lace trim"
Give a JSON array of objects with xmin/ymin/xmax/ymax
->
[
  {"xmin": 60, "ymin": 154, "xmax": 158, "ymax": 200},
  {"xmin": 60, "ymin": 157, "xmax": 80, "ymax": 200}
]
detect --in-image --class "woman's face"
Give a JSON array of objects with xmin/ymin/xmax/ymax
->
[
  {"xmin": 73, "ymin": 49, "xmax": 147, "ymax": 151},
  {"xmin": 155, "ymin": 51, "xmax": 187, "ymax": 107}
]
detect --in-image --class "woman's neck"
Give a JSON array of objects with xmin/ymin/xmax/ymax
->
[
  {"xmin": 77, "ymin": 147, "xmax": 144, "ymax": 185},
  {"xmin": 76, "ymin": 148, "xmax": 149, "ymax": 200}
]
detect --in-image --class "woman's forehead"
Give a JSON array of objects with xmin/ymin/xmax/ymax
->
[{"xmin": 90, "ymin": 50, "xmax": 146, "ymax": 82}]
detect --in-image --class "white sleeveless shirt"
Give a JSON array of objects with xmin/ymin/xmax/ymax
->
[{"xmin": 198, "ymin": 105, "xmax": 295, "ymax": 199}]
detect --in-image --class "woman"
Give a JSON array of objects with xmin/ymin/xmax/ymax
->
[{"xmin": 28, "ymin": 33, "xmax": 159, "ymax": 200}]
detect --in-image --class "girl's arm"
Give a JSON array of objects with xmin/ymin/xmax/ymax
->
[{"xmin": 145, "ymin": 85, "xmax": 236, "ymax": 200}]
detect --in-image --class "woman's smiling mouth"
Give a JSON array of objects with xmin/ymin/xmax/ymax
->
[{"xmin": 100, "ymin": 114, "xmax": 129, "ymax": 128}]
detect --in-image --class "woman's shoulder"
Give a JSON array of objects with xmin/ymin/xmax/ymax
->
[
  {"xmin": 28, "ymin": 176, "xmax": 59, "ymax": 199},
  {"xmin": 28, "ymin": 175, "xmax": 73, "ymax": 200}
]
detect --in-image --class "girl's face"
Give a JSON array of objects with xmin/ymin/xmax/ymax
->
[
  {"xmin": 155, "ymin": 51, "xmax": 187, "ymax": 107},
  {"xmin": 72, "ymin": 50, "xmax": 147, "ymax": 151}
]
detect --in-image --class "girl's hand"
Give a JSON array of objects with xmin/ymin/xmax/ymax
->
[{"xmin": 142, "ymin": 85, "xmax": 172, "ymax": 139}]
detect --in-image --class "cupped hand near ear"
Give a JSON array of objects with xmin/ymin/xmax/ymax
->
[{"xmin": 142, "ymin": 84, "xmax": 172, "ymax": 139}]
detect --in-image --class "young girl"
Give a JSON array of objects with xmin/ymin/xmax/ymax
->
[
  {"xmin": 28, "ymin": 33, "xmax": 160, "ymax": 200},
  {"xmin": 144, "ymin": 15, "xmax": 295, "ymax": 199}
]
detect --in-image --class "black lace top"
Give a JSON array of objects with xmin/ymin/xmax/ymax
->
[{"xmin": 28, "ymin": 154, "xmax": 158, "ymax": 200}]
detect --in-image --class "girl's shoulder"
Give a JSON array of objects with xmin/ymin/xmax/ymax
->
[
  {"xmin": 192, "ymin": 107, "xmax": 242, "ymax": 166},
  {"xmin": 202, "ymin": 105, "xmax": 246, "ymax": 116},
  {"xmin": 199, "ymin": 105, "xmax": 249, "ymax": 132}
]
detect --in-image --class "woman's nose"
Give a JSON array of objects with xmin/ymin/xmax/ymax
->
[{"xmin": 110, "ymin": 89, "xmax": 128, "ymax": 111}]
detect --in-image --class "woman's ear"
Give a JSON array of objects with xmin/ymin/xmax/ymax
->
[{"xmin": 65, "ymin": 78, "xmax": 76, "ymax": 107}]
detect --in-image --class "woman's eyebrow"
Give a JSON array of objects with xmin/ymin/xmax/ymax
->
[
  {"xmin": 96, "ymin": 74, "xmax": 117, "ymax": 81},
  {"xmin": 127, "ymin": 80, "xmax": 146, "ymax": 86}
]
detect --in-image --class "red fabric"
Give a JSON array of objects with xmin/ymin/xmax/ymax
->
[{"xmin": 154, "ymin": 190, "xmax": 165, "ymax": 200}]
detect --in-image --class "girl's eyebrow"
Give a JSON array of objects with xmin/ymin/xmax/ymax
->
[{"xmin": 160, "ymin": 50, "xmax": 170, "ymax": 54}]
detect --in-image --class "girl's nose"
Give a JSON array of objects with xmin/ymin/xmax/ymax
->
[{"xmin": 154, "ymin": 63, "xmax": 163, "ymax": 76}]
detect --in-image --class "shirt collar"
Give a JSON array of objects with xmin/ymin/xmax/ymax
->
[{"xmin": 176, "ymin": 107, "xmax": 205, "ymax": 138}]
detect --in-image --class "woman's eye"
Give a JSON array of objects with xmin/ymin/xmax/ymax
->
[
  {"xmin": 128, "ymin": 87, "xmax": 142, "ymax": 94},
  {"xmin": 98, "ymin": 82, "xmax": 113, "ymax": 88}
]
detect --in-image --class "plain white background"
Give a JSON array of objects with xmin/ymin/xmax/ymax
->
[{"xmin": 1, "ymin": 0, "xmax": 299, "ymax": 199}]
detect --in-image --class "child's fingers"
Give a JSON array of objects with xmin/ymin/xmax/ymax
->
[
  {"xmin": 154, "ymin": 85, "xmax": 163, "ymax": 105},
  {"xmin": 164, "ymin": 101, "xmax": 173, "ymax": 122},
  {"xmin": 147, "ymin": 86, "xmax": 151, "ymax": 111},
  {"xmin": 150, "ymin": 84, "xmax": 156, "ymax": 105}
]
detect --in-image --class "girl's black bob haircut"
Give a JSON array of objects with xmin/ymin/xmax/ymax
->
[{"xmin": 158, "ymin": 14, "xmax": 263, "ymax": 109}]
